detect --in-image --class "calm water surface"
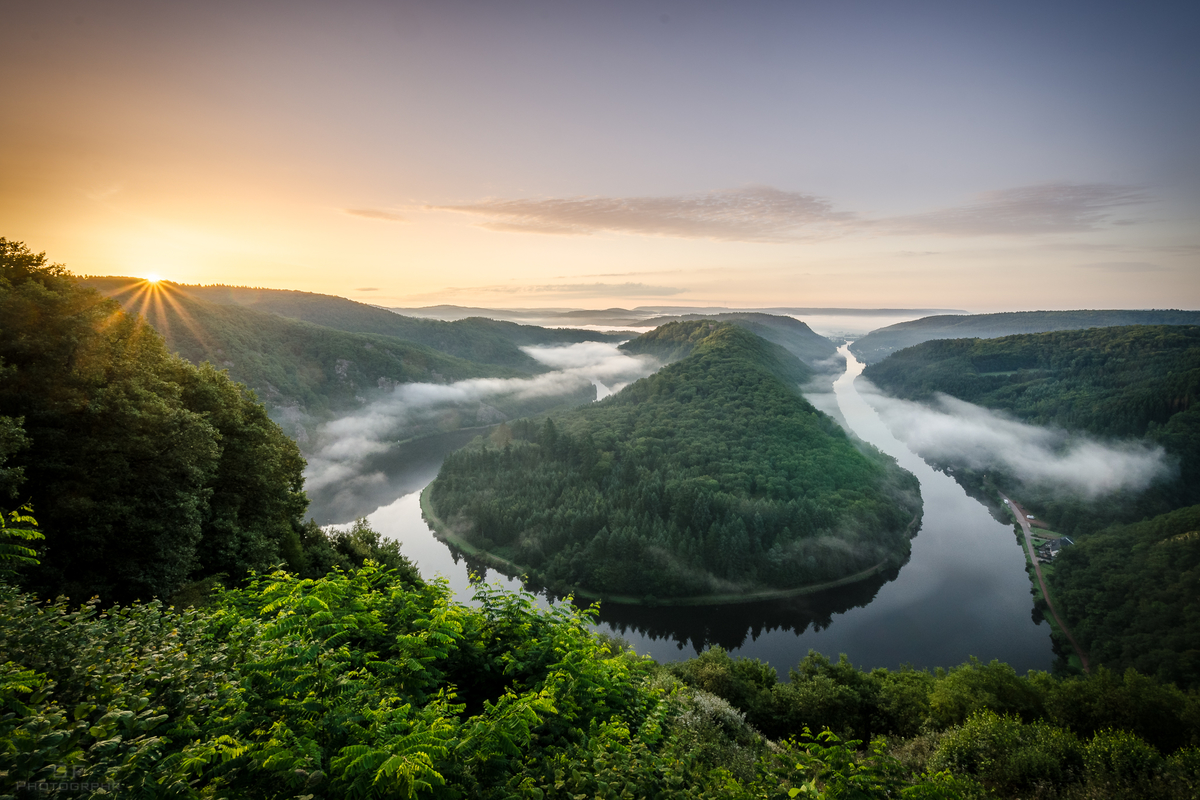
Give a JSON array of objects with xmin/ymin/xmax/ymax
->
[{"xmin": 307, "ymin": 345, "xmax": 1052, "ymax": 673}]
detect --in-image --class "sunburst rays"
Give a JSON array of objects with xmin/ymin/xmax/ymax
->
[{"xmin": 103, "ymin": 278, "xmax": 215, "ymax": 354}]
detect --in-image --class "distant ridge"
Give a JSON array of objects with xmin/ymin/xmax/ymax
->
[{"xmin": 849, "ymin": 309, "xmax": 1200, "ymax": 363}]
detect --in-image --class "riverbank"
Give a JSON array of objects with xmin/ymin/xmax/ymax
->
[
  {"xmin": 998, "ymin": 491, "xmax": 1090, "ymax": 673},
  {"xmin": 420, "ymin": 483, "xmax": 908, "ymax": 607}
]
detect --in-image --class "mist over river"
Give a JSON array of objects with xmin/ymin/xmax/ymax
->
[{"xmin": 306, "ymin": 345, "xmax": 1052, "ymax": 674}]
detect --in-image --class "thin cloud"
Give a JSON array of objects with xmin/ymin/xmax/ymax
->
[
  {"xmin": 345, "ymin": 208, "xmax": 406, "ymax": 222},
  {"xmin": 881, "ymin": 183, "xmax": 1148, "ymax": 237},
  {"xmin": 1075, "ymin": 261, "xmax": 1166, "ymax": 273},
  {"xmin": 355, "ymin": 287, "xmax": 381, "ymax": 291},
  {"xmin": 432, "ymin": 182, "xmax": 1148, "ymax": 243},
  {"xmin": 405, "ymin": 281, "xmax": 685, "ymax": 302},
  {"xmin": 435, "ymin": 186, "xmax": 856, "ymax": 242}
]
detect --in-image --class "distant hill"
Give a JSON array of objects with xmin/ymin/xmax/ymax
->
[
  {"xmin": 82, "ymin": 279, "xmax": 521, "ymax": 416},
  {"xmin": 427, "ymin": 322, "xmax": 920, "ymax": 602},
  {"xmin": 86, "ymin": 278, "xmax": 627, "ymax": 372},
  {"xmin": 849, "ymin": 310, "xmax": 1200, "ymax": 363},
  {"xmin": 81, "ymin": 279, "xmax": 605, "ymax": 443},
  {"xmin": 632, "ymin": 313, "xmax": 839, "ymax": 371}
]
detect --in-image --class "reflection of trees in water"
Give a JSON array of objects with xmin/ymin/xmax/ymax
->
[
  {"xmin": 588, "ymin": 566, "xmax": 901, "ymax": 654},
  {"xmin": 442, "ymin": 538, "xmax": 906, "ymax": 657}
]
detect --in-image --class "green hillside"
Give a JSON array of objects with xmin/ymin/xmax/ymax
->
[
  {"xmin": 850, "ymin": 309, "xmax": 1200, "ymax": 364},
  {"xmin": 85, "ymin": 279, "xmax": 523, "ymax": 416},
  {"xmin": 428, "ymin": 322, "xmax": 920, "ymax": 601},
  {"xmin": 635, "ymin": 312, "xmax": 840, "ymax": 369},
  {"xmin": 1049, "ymin": 504, "xmax": 1200, "ymax": 690},
  {"xmin": 117, "ymin": 279, "xmax": 629, "ymax": 365}
]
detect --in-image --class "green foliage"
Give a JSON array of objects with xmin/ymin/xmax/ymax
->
[
  {"xmin": 431, "ymin": 323, "xmax": 920, "ymax": 599},
  {"xmin": 0, "ymin": 239, "xmax": 311, "ymax": 602},
  {"xmin": 296, "ymin": 517, "xmax": 424, "ymax": 584},
  {"xmin": 0, "ymin": 505, "xmax": 41, "ymax": 577},
  {"xmin": 1047, "ymin": 506, "xmax": 1200, "ymax": 690},
  {"xmin": 3, "ymin": 564, "xmax": 1199, "ymax": 798},
  {"xmin": 0, "ymin": 414, "xmax": 28, "ymax": 501},
  {"xmin": 929, "ymin": 710, "xmax": 1085, "ymax": 793}
]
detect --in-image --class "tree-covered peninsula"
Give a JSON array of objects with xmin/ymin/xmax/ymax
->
[{"xmin": 427, "ymin": 322, "xmax": 921, "ymax": 602}]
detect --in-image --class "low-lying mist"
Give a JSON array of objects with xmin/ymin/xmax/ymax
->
[
  {"xmin": 858, "ymin": 380, "xmax": 1174, "ymax": 499},
  {"xmin": 304, "ymin": 342, "xmax": 660, "ymax": 514}
]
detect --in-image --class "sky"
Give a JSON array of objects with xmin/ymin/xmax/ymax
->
[{"xmin": 3, "ymin": 0, "xmax": 1199, "ymax": 311}]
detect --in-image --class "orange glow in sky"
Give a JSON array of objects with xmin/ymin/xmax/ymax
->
[{"xmin": 2, "ymin": 2, "xmax": 1196, "ymax": 311}]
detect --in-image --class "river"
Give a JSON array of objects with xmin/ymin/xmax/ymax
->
[{"xmin": 306, "ymin": 344, "xmax": 1052, "ymax": 674}]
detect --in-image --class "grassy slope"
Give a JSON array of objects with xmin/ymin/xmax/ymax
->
[{"xmin": 850, "ymin": 309, "xmax": 1200, "ymax": 364}]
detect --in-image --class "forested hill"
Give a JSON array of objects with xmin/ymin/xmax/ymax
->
[
  {"xmin": 428, "ymin": 322, "xmax": 921, "ymax": 602},
  {"xmin": 632, "ymin": 313, "xmax": 840, "ymax": 369},
  {"xmin": 87, "ymin": 278, "xmax": 628, "ymax": 362},
  {"xmin": 850, "ymin": 309, "xmax": 1200, "ymax": 363},
  {"xmin": 80, "ymin": 278, "xmax": 524, "ymax": 417}
]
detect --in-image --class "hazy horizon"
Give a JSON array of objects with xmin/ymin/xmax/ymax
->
[{"xmin": 5, "ymin": 1, "xmax": 1197, "ymax": 309}]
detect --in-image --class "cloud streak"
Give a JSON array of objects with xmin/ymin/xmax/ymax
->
[
  {"xmin": 345, "ymin": 208, "xmax": 407, "ymax": 222},
  {"xmin": 436, "ymin": 186, "xmax": 855, "ymax": 242},
  {"xmin": 880, "ymin": 183, "xmax": 1148, "ymax": 237},
  {"xmin": 404, "ymin": 281, "xmax": 685, "ymax": 302},
  {"xmin": 860, "ymin": 384, "xmax": 1173, "ymax": 499},
  {"xmin": 433, "ymin": 183, "xmax": 1147, "ymax": 243}
]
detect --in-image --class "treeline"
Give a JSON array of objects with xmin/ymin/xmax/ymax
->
[
  {"xmin": 0, "ymin": 239, "xmax": 402, "ymax": 603},
  {"xmin": 2, "ymin": 567, "xmax": 1198, "ymax": 799},
  {"xmin": 430, "ymin": 323, "xmax": 920, "ymax": 600},
  {"xmin": 850, "ymin": 309, "xmax": 1200, "ymax": 363}
]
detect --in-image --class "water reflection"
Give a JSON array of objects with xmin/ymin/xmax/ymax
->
[{"xmin": 587, "ymin": 566, "xmax": 901, "ymax": 655}]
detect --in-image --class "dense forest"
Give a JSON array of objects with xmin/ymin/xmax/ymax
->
[
  {"xmin": 0, "ymin": 239, "xmax": 409, "ymax": 603},
  {"xmin": 850, "ymin": 309, "xmax": 1200, "ymax": 364},
  {"xmin": 862, "ymin": 325, "xmax": 1200, "ymax": 689},
  {"xmin": 429, "ymin": 322, "xmax": 920, "ymax": 601},
  {"xmin": 1050, "ymin": 504, "xmax": 1200, "ymax": 690}
]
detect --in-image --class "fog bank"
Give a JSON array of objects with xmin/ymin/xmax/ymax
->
[
  {"xmin": 858, "ymin": 380, "xmax": 1172, "ymax": 499},
  {"xmin": 304, "ymin": 343, "xmax": 659, "ymax": 506}
]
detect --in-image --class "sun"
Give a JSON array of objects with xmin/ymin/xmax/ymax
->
[{"xmin": 145, "ymin": 273, "xmax": 162, "ymax": 284}]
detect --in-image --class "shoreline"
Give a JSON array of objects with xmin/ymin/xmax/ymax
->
[{"xmin": 420, "ymin": 483, "xmax": 903, "ymax": 607}]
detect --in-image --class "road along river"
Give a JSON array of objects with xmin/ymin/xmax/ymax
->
[{"xmin": 306, "ymin": 344, "xmax": 1052, "ymax": 674}]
